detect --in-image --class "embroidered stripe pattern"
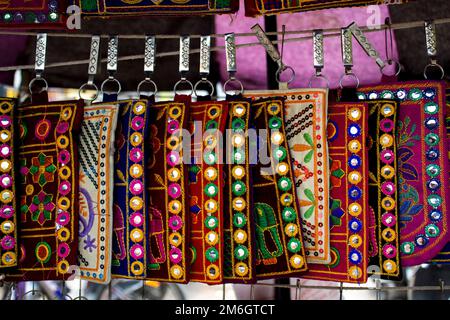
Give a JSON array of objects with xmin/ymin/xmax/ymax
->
[
  {"xmin": 7, "ymin": 101, "xmax": 83, "ymax": 280},
  {"xmin": 112, "ymin": 100, "xmax": 149, "ymax": 278},
  {"xmin": 223, "ymin": 100, "xmax": 255, "ymax": 283},
  {"xmin": 302, "ymin": 102, "xmax": 369, "ymax": 283},
  {"xmin": 78, "ymin": 105, "xmax": 118, "ymax": 283},
  {"xmin": 250, "ymin": 98, "xmax": 307, "ymax": 279},
  {"xmin": 0, "ymin": 99, "xmax": 17, "ymax": 268},
  {"xmin": 146, "ymin": 102, "xmax": 189, "ymax": 283},
  {"xmin": 358, "ymin": 81, "xmax": 450, "ymax": 267},
  {"xmin": 245, "ymin": 89, "xmax": 330, "ymax": 264},
  {"xmin": 189, "ymin": 101, "xmax": 228, "ymax": 284},
  {"xmin": 365, "ymin": 100, "xmax": 401, "ymax": 279}
]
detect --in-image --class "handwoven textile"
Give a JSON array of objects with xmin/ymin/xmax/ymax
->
[
  {"xmin": 358, "ymin": 81, "xmax": 450, "ymax": 267},
  {"xmin": 250, "ymin": 97, "xmax": 307, "ymax": 279},
  {"xmin": 146, "ymin": 101, "xmax": 190, "ymax": 283},
  {"xmin": 111, "ymin": 100, "xmax": 151, "ymax": 279},
  {"xmin": 302, "ymin": 101, "xmax": 369, "ymax": 283},
  {"xmin": 78, "ymin": 104, "xmax": 119, "ymax": 284},
  {"xmin": 7, "ymin": 100, "xmax": 83, "ymax": 281},
  {"xmin": 71, "ymin": 0, "xmax": 238, "ymax": 15},
  {"xmin": 245, "ymin": 89, "xmax": 330, "ymax": 264},
  {"xmin": 0, "ymin": 0, "xmax": 66, "ymax": 28},
  {"xmin": 223, "ymin": 99, "xmax": 256, "ymax": 284},
  {"xmin": 0, "ymin": 98, "xmax": 17, "ymax": 269}
]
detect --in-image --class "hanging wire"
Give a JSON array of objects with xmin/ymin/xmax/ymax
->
[{"xmin": 1, "ymin": 17, "xmax": 450, "ymax": 72}]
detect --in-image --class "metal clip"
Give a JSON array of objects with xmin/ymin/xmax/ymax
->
[
  {"xmin": 348, "ymin": 22, "xmax": 385, "ymax": 69},
  {"xmin": 29, "ymin": 33, "xmax": 48, "ymax": 94},
  {"xmin": 424, "ymin": 21, "xmax": 444, "ymax": 79},
  {"xmin": 174, "ymin": 35, "xmax": 193, "ymax": 96},
  {"xmin": 224, "ymin": 33, "xmax": 243, "ymax": 95},
  {"xmin": 137, "ymin": 36, "xmax": 158, "ymax": 97},
  {"xmin": 251, "ymin": 23, "xmax": 295, "ymax": 85},
  {"xmin": 339, "ymin": 28, "xmax": 359, "ymax": 88},
  {"xmin": 309, "ymin": 30, "xmax": 329, "ymax": 88},
  {"xmin": 79, "ymin": 35, "xmax": 100, "ymax": 101},
  {"xmin": 100, "ymin": 35, "xmax": 121, "ymax": 95},
  {"xmin": 194, "ymin": 36, "xmax": 214, "ymax": 97}
]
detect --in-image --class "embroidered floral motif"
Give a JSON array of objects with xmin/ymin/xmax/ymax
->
[
  {"xmin": 29, "ymin": 153, "xmax": 57, "ymax": 187},
  {"xmin": 78, "ymin": 105, "xmax": 118, "ymax": 284},
  {"xmin": 359, "ymin": 81, "xmax": 450, "ymax": 267},
  {"xmin": 245, "ymin": 89, "xmax": 330, "ymax": 265},
  {"xmin": 302, "ymin": 102, "xmax": 369, "ymax": 283}
]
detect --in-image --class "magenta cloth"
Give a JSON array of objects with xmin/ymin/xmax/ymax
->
[
  {"xmin": 358, "ymin": 81, "xmax": 450, "ymax": 267},
  {"xmin": 215, "ymin": 1, "xmax": 398, "ymax": 89}
]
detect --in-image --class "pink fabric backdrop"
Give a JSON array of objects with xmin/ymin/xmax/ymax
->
[{"xmin": 215, "ymin": 0, "xmax": 399, "ymax": 89}]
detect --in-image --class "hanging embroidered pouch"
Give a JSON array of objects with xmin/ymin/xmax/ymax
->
[
  {"xmin": 6, "ymin": 100, "xmax": 83, "ymax": 281},
  {"xmin": 145, "ymin": 101, "xmax": 190, "ymax": 283},
  {"xmin": 249, "ymin": 97, "xmax": 307, "ymax": 279},
  {"xmin": 358, "ymin": 81, "xmax": 450, "ymax": 267},
  {"xmin": 0, "ymin": 0, "xmax": 67, "ymax": 29},
  {"xmin": 430, "ymin": 89, "xmax": 450, "ymax": 263},
  {"xmin": 245, "ymin": 0, "xmax": 412, "ymax": 16},
  {"xmin": 223, "ymin": 99, "xmax": 256, "ymax": 284},
  {"xmin": 111, "ymin": 100, "xmax": 150, "ymax": 279},
  {"xmin": 302, "ymin": 102, "xmax": 369, "ymax": 283},
  {"xmin": 188, "ymin": 101, "xmax": 228, "ymax": 284},
  {"xmin": 0, "ymin": 98, "xmax": 17, "ymax": 269},
  {"xmin": 245, "ymin": 89, "xmax": 330, "ymax": 265},
  {"xmin": 365, "ymin": 100, "xmax": 402, "ymax": 280},
  {"xmin": 78, "ymin": 104, "xmax": 119, "ymax": 284},
  {"xmin": 71, "ymin": 0, "xmax": 239, "ymax": 16}
]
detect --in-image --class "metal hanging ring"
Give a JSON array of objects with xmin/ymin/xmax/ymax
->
[
  {"xmin": 194, "ymin": 79, "xmax": 215, "ymax": 98},
  {"xmin": 276, "ymin": 65, "xmax": 296, "ymax": 85},
  {"xmin": 28, "ymin": 77, "xmax": 48, "ymax": 95},
  {"xmin": 223, "ymin": 77, "xmax": 244, "ymax": 96},
  {"xmin": 100, "ymin": 77, "xmax": 122, "ymax": 96},
  {"xmin": 381, "ymin": 60, "xmax": 402, "ymax": 77},
  {"xmin": 21, "ymin": 289, "xmax": 47, "ymax": 300},
  {"xmin": 137, "ymin": 78, "xmax": 158, "ymax": 97},
  {"xmin": 173, "ymin": 78, "xmax": 194, "ymax": 96},
  {"xmin": 308, "ymin": 74, "xmax": 330, "ymax": 89},
  {"xmin": 424, "ymin": 63, "xmax": 445, "ymax": 80},
  {"xmin": 79, "ymin": 82, "xmax": 99, "ymax": 102},
  {"xmin": 339, "ymin": 72, "xmax": 360, "ymax": 89}
]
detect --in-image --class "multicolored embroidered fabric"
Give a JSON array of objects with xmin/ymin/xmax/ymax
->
[
  {"xmin": 366, "ymin": 100, "xmax": 401, "ymax": 280},
  {"xmin": 78, "ymin": 104, "xmax": 119, "ymax": 284},
  {"xmin": 111, "ymin": 100, "xmax": 150, "ymax": 279},
  {"xmin": 7, "ymin": 100, "xmax": 83, "ymax": 281},
  {"xmin": 71, "ymin": 0, "xmax": 238, "ymax": 15},
  {"xmin": 0, "ymin": 0, "xmax": 66, "ymax": 28},
  {"xmin": 245, "ymin": 89, "xmax": 330, "ymax": 264},
  {"xmin": 223, "ymin": 99, "xmax": 255, "ymax": 283},
  {"xmin": 0, "ymin": 98, "xmax": 17, "ymax": 269},
  {"xmin": 245, "ymin": 0, "xmax": 411, "ymax": 16},
  {"xmin": 430, "ymin": 90, "xmax": 450, "ymax": 263},
  {"xmin": 358, "ymin": 81, "xmax": 450, "ymax": 267},
  {"xmin": 302, "ymin": 102, "xmax": 369, "ymax": 283},
  {"xmin": 250, "ymin": 98, "xmax": 307, "ymax": 279},
  {"xmin": 188, "ymin": 101, "xmax": 228, "ymax": 284},
  {"xmin": 146, "ymin": 102, "xmax": 190, "ymax": 283}
]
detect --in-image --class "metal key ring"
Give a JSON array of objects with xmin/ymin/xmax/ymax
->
[
  {"xmin": 381, "ymin": 60, "xmax": 402, "ymax": 77},
  {"xmin": 173, "ymin": 78, "xmax": 194, "ymax": 96},
  {"xmin": 194, "ymin": 79, "xmax": 215, "ymax": 98},
  {"xmin": 308, "ymin": 74, "xmax": 330, "ymax": 89},
  {"xmin": 276, "ymin": 65, "xmax": 296, "ymax": 85},
  {"xmin": 28, "ymin": 77, "xmax": 48, "ymax": 95},
  {"xmin": 339, "ymin": 72, "xmax": 360, "ymax": 89},
  {"xmin": 137, "ymin": 78, "xmax": 158, "ymax": 97},
  {"xmin": 79, "ymin": 82, "xmax": 99, "ymax": 102},
  {"xmin": 100, "ymin": 77, "xmax": 122, "ymax": 96},
  {"xmin": 73, "ymin": 296, "xmax": 89, "ymax": 300},
  {"xmin": 21, "ymin": 289, "xmax": 47, "ymax": 300},
  {"xmin": 424, "ymin": 63, "xmax": 445, "ymax": 80},
  {"xmin": 223, "ymin": 77, "xmax": 244, "ymax": 96}
]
